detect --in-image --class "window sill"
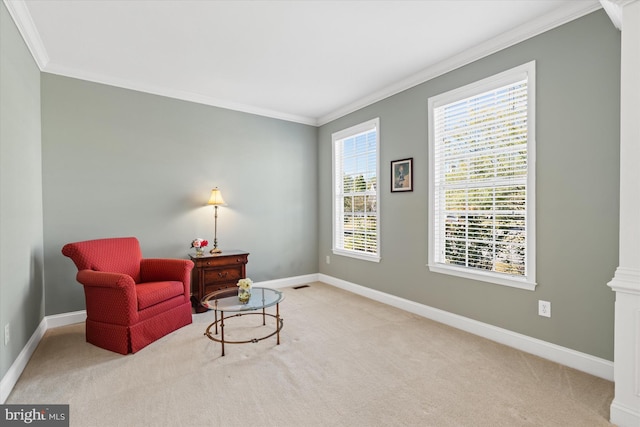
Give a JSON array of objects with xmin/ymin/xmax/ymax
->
[
  {"xmin": 333, "ymin": 249, "xmax": 381, "ymax": 263},
  {"xmin": 427, "ymin": 263, "xmax": 536, "ymax": 291}
]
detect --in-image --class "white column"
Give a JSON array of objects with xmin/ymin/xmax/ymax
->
[{"xmin": 607, "ymin": 1, "xmax": 640, "ymax": 426}]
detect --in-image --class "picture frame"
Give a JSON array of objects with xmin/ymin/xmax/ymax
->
[{"xmin": 391, "ymin": 158, "xmax": 413, "ymax": 192}]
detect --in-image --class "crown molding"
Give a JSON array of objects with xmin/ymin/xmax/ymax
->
[
  {"xmin": 43, "ymin": 62, "xmax": 318, "ymax": 126},
  {"xmin": 318, "ymin": 0, "xmax": 602, "ymax": 126},
  {"xmin": 608, "ymin": 267, "xmax": 640, "ymax": 294},
  {"xmin": 4, "ymin": 0, "xmax": 317, "ymax": 125},
  {"xmin": 2, "ymin": 0, "xmax": 48, "ymax": 69},
  {"xmin": 600, "ymin": 0, "xmax": 638, "ymax": 30},
  {"xmin": 3, "ymin": 0, "xmax": 604, "ymax": 128}
]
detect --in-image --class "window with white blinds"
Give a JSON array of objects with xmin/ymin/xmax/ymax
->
[
  {"xmin": 332, "ymin": 118, "xmax": 380, "ymax": 262},
  {"xmin": 428, "ymin": 62, "xmax": 536, "ymax": 290}
]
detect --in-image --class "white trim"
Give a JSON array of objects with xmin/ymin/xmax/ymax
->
[
  {"xmin": 2, "ymin": 0, "xmax": 49, "ymax": 69},
  {"xmin": 318, "ymin": 1, "xmax": 600, "ymax": 126},
  {"xmin": 2, "ymin": 0, "xmax": 313, "ymax": 125},
  {"xmin": 608, "ymin": 267, "xmax": 640, "ymax": 294},
  {"xmin": 332, "ymin": 249, "xmax": 381, "ymax": 264},
  {"xmin": 600, "ymin": 0, "xmax": 624, "ymax": 29},
  {"xmin": 331, "ymin": 119, "xmax": 379, "ymax": 141},
  {"xmin": 610, "ymin": 400, "xmax": 640, "ymax": 427},
  {"xmin": 3, "ymin": 0, "xmax": 601, "ymax": 127},
  {"xmin": 610, "ymin": 1, "xmax": 640, "ymax": 424},
  {"xmin": 332, "ymin": 118, "xmax": 381, "ymax": 262},
  {"xmin": 0, "ymin": 318, "xmax": 47, "ymax": 403},
  {"xmin": 318, "ymin": 273, "xmax": 614, "ymax": 381},
  {"xmin": 45, "ymin": 310, "xmax": 86, "ymax": 329},
  {"xmin": 42, "ymin": 63, "xmax": 318, "ymax": 126},
  {"xmin": 427, "ymin": 61, "xmax": 537, "ymax": 291},
  {"xmin": 428, "ymin": 264, "xmax": 536, "ymax": 291},
  {"xmin": 600, "ymin": 0, "xmax": 638, "ymax": 30},
  {"xmin": 0, "ymin": 311, "xmax": 85, "ymax": 403},
  {"xmin": 1, "ymin": 273, "xmax": 613, "ymax": 404},
  {"xmin": 253, "ymin": 274, "xmax": 320, "ymax": 289}
]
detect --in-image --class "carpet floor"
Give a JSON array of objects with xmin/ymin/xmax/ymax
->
[{"xmin": 6, "ymin": 282, "xmax": 614, "ymax": 426}]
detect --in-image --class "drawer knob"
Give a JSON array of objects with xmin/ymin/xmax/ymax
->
[{"xmin": 218, "ymin": 272, "xmax": 228, "ymax": 278}]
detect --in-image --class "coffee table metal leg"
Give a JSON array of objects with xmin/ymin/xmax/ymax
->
[
  {"xmin": 276, "ymin": 302, "xmax": 281, "ymax": 345},
  {"xmin": 214, "ymin": 310, "xmax": 219, "ymax": 335},
  {"xmin": 220, "ymin": 310, "xmax": 225, "ymax": 356}
]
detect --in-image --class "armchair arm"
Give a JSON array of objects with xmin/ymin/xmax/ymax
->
[
  {"xmin": 77, "ymin": 270, "xmax": 137, "ymax": 289},
  {"xmin": 76, "ymin": 270, "xmax": 138, "ymax": 326},
  {"xmin": 140, "ymin": 258, "xmax": 194, "ymax": 286}
]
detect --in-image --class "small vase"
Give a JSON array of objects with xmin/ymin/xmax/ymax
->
[
  {"xmin": 238, "ymin": 287, "xmax": 251, "ymax": 304},
  {"xmin": 195, "ymin": 247, "xmax": 204, "ymax": 256}
]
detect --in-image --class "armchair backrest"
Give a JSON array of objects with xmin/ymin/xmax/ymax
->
[{"xmin": 62, "ymin": 237, "xmax": 142, "ymax": 283}]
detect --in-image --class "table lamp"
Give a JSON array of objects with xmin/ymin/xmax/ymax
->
[{"xmin": 207, "ymin": 187, "xmax": 226, "ymax": 254}]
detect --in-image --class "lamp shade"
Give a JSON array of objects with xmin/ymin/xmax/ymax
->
[{"xmin": 207, "ymin": 188, "xmax": 226, "ymax": 206}]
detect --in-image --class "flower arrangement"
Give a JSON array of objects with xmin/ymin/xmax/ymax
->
[
  {"xmin": 237, "ymin": 278, "xmax": 253, "ymax": 290},
  {"xmin": 191, "ymin": 238, "xmax": 209, "ymax": 249},
  {"xmin": 237, "ymin": 278, "xmax": 253, "ymax": 304},
  {"xmin": 191, "ymin": 238, "xmax": 208, "ymax": 256}
]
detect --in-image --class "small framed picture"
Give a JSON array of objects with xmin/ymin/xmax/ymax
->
[{"xmin": 391, "ymin": 158, "xmax": 413, "ymax": 192}]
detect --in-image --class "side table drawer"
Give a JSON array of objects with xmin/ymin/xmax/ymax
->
[
  {"xmin": 194, "ymin": 255, "xmax": 248, "ymax": 269},
  {"xmin": 203, "ymin": 281, "xmax": 236, "ymax": 296},
  {"xmin": 203, "ymin": 267, "xmax": 243, "ymax": 284}
]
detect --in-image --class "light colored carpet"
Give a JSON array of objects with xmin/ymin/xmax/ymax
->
[{"xmin": 7, "ymin": 282, "xmax": 613, "ymax": 426}]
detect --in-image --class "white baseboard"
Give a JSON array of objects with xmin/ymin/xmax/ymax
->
[
  {"xmin": 44, "ymin": 310, "xmax": 87, "ymax": 329},
  {"xmin": 610, "ymin": 400, "xmax": 640, "ymax": 427},
  {"xmin": 318, "ymin": 274, "xmax": 614, "ymax": 381},
  {"xmin": 1, "ymin": 273, "xmax": 614, "ymax": 404},
  {"xmin": 0, "ymin": 310, "xmax": 86, "ymax": 403},
  {"xmin": 0, "ymin": 318, "xmax": 47, "ymax": 403},
  {"xmin": 254, "ymin": 273, "xmax": 320, "ymax": 289}
]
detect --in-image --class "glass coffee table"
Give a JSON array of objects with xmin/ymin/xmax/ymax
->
[{"xmin": 201, "ymin": 287, "xmax": 284, "ymax": 356}]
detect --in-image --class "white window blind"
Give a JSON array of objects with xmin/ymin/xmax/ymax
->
[
  {"xmin": 332, "ymin": 118, "xmax": 380, "ymax": 262},
  {"xmin": 428, "ymin": 62, "xmax": 536, "ymax": 290}
]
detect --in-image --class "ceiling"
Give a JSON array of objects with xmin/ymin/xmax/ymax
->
[{"xmin": 6, "ymin": 0, "xmax": 603, "ymax": 126}]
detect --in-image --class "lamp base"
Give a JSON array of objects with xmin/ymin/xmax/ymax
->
[{"xmin": 210, "ymin": 247, "xmax": 222, "ymax": 254}]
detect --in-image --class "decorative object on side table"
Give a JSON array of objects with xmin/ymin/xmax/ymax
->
[
  {"xmin": 237, "ymin": 278, "xmax": 252, "ymax": 304},
  {"xmin": 207, "ymin": 187, "xmax": 227, "ymax": 254},
  {"xmin": 191, "ymin": 238, "xmax": 208, "ymax": 256}
]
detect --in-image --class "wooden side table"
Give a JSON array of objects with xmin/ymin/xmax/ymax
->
[{"xmin": 189, "ymin": 250, "xmax": 249, "ymax": 313}]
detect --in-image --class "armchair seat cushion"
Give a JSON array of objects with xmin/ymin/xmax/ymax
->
[{"xmin": 136, "ymin": 281, "xmax": 184, "ymax": 310}]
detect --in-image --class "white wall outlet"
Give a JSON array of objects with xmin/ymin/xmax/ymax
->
[
  {"xmin": 538, "ymin": 300, "xmax": 551, "ymax": 318},
  {"xmin": 4, "ymin": 323, "xmax": 9, "ymax": 345},
  {"xmin": 326, "ymin": 255, "xmax": 331, "ymax": 264}
]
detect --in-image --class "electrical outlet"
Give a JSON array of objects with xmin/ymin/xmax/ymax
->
[
  {"xmin": 326, "ymin": 255, "xmax": 330, "ymax": 264},
  {"xmin": 4, "ymin": 323, "xmax": 9, "ymax": 345},
  {"xmin": 538, "ymin": 300, "xmax": 551, "ymax": 318}
]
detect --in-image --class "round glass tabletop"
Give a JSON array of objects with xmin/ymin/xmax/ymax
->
[{"xmin": 201, "ymin": 287, "xmax": 284, "ymax": 312}]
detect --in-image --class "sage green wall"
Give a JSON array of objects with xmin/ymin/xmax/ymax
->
[
  {"xmin": 318, "ymin": 11, "xmax": 620, "ymax": 360},
  {"xmin": 0, "ymin": 3, "xmax": 44, "ymax": 378},
  {"xmin": 1, "ymin": 5, "xmax": 620, "ymax": 378},
  {"xmin": 41, "ymin": 74, "xmax": 318, "ymax": 315}
]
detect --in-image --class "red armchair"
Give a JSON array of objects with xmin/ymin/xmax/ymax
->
[{"xmin": 62, "ymin": 237, "xmax": 194, "ymax": 354}]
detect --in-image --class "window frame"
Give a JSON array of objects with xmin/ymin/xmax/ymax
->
[
  {"xmin": 332, "ymin": 118, "xmax": 381, "ymax": 263},
  {"xmin": 427, "ymin": 62, "xmax": 536, "ymax": 290}
]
